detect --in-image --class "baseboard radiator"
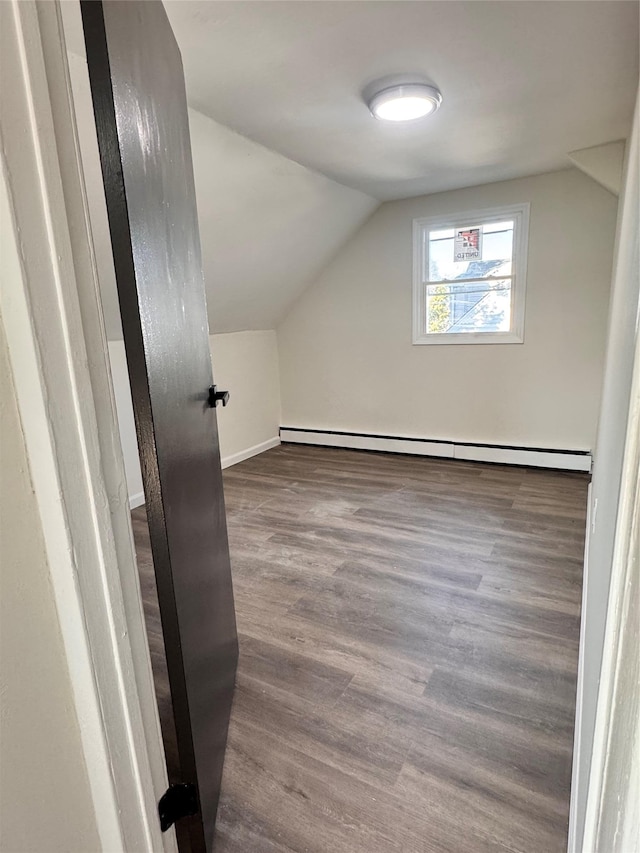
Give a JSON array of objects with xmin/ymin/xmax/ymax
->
[{"xmin": 279, "ymin": 427, "xmax": 591, "ymax": 472}]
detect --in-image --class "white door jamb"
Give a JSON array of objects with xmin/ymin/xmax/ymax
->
[{"xmin": 0, "ymin": 2, "xmax": 174, "ymax": 849}]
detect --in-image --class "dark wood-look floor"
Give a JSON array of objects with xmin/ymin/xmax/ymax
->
[{"xmin": 132, "ymin": 445, "xmax": 587, "ymax": 853}]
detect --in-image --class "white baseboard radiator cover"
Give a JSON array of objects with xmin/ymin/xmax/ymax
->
[{"xmin": 280, "ymin": 428, "xmax": 592, "ymax": 472}]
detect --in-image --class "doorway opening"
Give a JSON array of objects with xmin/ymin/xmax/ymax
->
[{"xmin": 59, "ymin": 2, "xmax": 620, "ymax": 852}]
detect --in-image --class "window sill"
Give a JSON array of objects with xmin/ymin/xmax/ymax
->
[{"xmin": 412, "ymin": 331, "xmax": 524, "ymax": 345}]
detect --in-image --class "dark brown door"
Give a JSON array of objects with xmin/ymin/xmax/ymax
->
[{"xmin": 80, "ymin": 2, "xmax": 238, "ymax": 850}]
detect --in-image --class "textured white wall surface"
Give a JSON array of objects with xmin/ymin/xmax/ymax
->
[
  {"xmin": 278, "ymin": 169, "xmax": 618, "ymax": 451},
  {"xmin": 0, "ymin": 319, "xmax": 101, "ymax": 853}
]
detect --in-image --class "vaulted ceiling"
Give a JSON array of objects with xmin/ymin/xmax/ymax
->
[
  {"xmin": 164, "ymin": 0, "xmax": 639, "ymax": 200},
  {"xmin": 63, "ymin": 1, "xmax": 638, "ymax": 335},
  {"xmin": 63, "ymin": 7, "xmax": 377, "ymax": 337}
]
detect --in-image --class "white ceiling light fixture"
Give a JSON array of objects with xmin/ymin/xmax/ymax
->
[{"xmin": 368, "ymin": 83, "xmax": 442, "ymax": 122}]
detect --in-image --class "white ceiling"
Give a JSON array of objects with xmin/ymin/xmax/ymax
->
[
  {"xmin": 63, "ymin": 0, "xmax": 638, "ymax": 335},
  {"xmin": 164, "ymin": 0, "xmax": 639, "ymax": 200}
]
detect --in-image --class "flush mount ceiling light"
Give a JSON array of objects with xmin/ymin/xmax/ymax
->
[{"xmin": 368, "ymin": 83, "xmax": 442, "ymax": 122}]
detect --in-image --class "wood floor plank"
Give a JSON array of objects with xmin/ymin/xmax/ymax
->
[
  {"xmin": 238, "ymin": 634, "xmax": 354, "ymax": 709},
  {"xmin": 131, "ymin": 445, "xmax": 586, "ymax": 852},
  {"xmin": 236, "ymin": 606, "xmax": 434, "ymax": 699},
  {"xmin": 232, "ymin": 673, "xmax": 408, "ymax": 789},
  {"xmin": 218, "ymin": 721, "xmax": 484, "ymax": 853}
]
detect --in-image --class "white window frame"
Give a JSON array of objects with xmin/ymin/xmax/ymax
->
[{"xmin": 412, "ymin": 202, "xmax": 530, "ymax": 345}]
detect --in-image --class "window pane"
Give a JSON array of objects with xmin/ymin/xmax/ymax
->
[
  {"xmin": 428, "ymin": 234, "xmax": 455, "ymax": 280},
  {"xmin": 426, "ymin": 279, "xmax": 512, "ymax": 334},
  {"xmin": 429, "ymin": 228, "xmax": 454, "ymax": 240},
  {"xmin": 483, "ymin": 220, "xmax": 513, "ymax": 234},
  {"xmin": 482, "ymin": 221, "xmax": 514, "ymax": 263},
  {"xmin": 428, "ymin": 220, "xmax": 514, "ymax": 281}
]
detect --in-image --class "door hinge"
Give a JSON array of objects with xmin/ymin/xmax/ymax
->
[{"xmin": 158, "ymin": 783, "xmax": 198, "ymax": 832}]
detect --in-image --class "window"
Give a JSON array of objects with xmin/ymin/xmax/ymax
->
[{"xmin": 413, "ymin": 203, "xmax": 530, "ymax": 345}]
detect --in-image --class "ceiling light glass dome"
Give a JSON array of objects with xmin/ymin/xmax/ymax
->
[{"xmin": 368, "ymin": 83, "xmax": 442, "ymax": 122}]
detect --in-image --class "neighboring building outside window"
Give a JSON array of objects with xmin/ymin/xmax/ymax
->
[{"xmin": 413, "ymin": 203, "xmax": 530, "ymax": 344}]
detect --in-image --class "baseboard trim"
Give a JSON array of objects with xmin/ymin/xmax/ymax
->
[
  {"xmin": 127, "ymin": 438, "xmax": 282, "ymax": 507},
  {"xmin": 128, "ymin": 491, "xmax": 145, "ymax": 510},
  {"xmin": 221, "ymin": 436, "xmax": 281, "ymax": 470},
  {"xmin": 279, "ymin": 428, "xmax": 592, "ymax": 472}
]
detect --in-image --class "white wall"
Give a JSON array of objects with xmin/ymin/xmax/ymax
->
[
  {"xmin": 278, "ymin": 169, "xmax": 618, "ymax": 451},
  {"xmin": 109, "ymin": 331, "xmax": 281, "ymax": 505},
  {"xmin": 210, "ymin": 331, "xmax": 281, "ymax": 466},
  {"xmin": 0, "ymin": 319, "xmax": 101, "ymax": 853}
]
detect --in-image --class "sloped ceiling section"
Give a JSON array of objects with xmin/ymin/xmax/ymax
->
[
  {"xmin": 188, "ymin": 109, "xmax": 377, "ymax": 331},
  {"xmin": 65, "ymin": 42, "xmax": 377, "ymax": 338}
]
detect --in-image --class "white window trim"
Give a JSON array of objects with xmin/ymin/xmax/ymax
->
[{"xmin": 412, "ymin": 202, "xmax": 530, "ymax": 345}]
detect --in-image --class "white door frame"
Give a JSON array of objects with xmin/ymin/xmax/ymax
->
[
  {"xmin": 581, "ymin": 96, "xmax": 640, "ymax": 853},
  {"xmin": 583, "ymin": 295, "xmax": 640, "ymax": 851},
  {"xmin": 568, "ymin": 91, "xmax": 639, "ymax": 853},
  {"xmin": 0, "ymin": 2, "xmax": 175, "ymax": 849}
]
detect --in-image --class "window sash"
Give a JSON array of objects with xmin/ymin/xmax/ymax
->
[
  {"xmin": 424, "ymin": 278, "xmax": 514, "ymax": 336},
  {"xmin": 425, "ymin": 274, "xmax": 514, "ymax": 289},
  {"xmin": 425, "ymin": 230, "xmax": 514, "ymax": 283}
]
